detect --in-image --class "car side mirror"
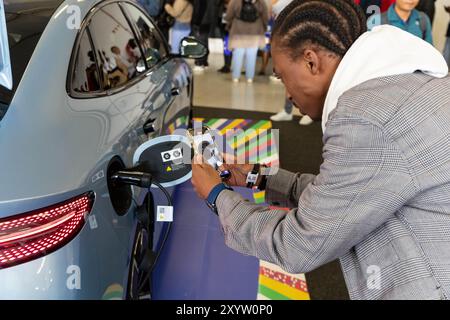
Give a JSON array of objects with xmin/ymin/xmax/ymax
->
[{"xmin": 177, "ymin": 37, "xmax": 209, "ymax": 59}]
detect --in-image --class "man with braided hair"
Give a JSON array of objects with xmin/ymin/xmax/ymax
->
[{"xmin": 192, "ymin": 0, "xmax": 450, "ymax": 299}]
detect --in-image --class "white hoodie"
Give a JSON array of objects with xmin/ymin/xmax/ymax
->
[{"xmin": 322, "ymin": 25, "xmax": 449, "ymax": 133}]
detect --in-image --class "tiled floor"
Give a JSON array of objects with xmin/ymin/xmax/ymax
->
[{"xmin": 192, "ymin": 53, "xmax": 303, "ymax": 116}]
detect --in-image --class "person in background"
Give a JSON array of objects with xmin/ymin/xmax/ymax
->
[
  {"xmin": 138, "ymin": 0, "xmax": 163, "ymax": 18},
  {"xmin": 444, "ymin": 5, "xmax": 450, "ymax": 68},
  {"xmin": 226, "ymin": 0, "xmax": 269, "ymax": 83},
  {"xmin": 218, "ymin": 0, "xmax": 233, "ymax": 73},
  {"xmin": 373, "ymin": 0, "xmax": 433, "ymax": 45},
  {"xmin": 165, "ymin": 0, "xmax": 193, "ymax": 54},
  {"xmin": 191, "ymin": 0, "xmax": 220, "ymax": 73},
  {"xmin": 258, "ymin": 0, "xmax": 275, "ymax": 75},
  {"xmin": 416, "ymin": 0, "xmax": 436, "ymax": 25},
  {"xmin": 269, "ymin": 0, "xmax": 313, "ymax": 125}
]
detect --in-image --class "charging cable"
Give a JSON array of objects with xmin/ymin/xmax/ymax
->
[{"xmin": 111, "ymin": 170, "xmax": 173, "ymax": 297}]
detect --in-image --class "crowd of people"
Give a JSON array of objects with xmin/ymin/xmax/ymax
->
[{"xmin": 138, "ymin": 0, "xmax": 450, "ymax": 126}]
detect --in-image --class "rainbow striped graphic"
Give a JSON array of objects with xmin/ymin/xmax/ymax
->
[{"xmin": 258, "ymin": 262, "xmax": 310, "ymax": 300}]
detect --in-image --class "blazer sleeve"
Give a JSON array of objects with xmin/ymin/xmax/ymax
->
[
  {"xmin": 215, "ymin": 114, "xmax": 418, "ymax": 274},
  {"xmin": 264, "ymin": 169, "xmax": 317, "ymax": 208}
]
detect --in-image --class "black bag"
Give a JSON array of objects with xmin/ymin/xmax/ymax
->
[
  {"xmin": 158, "ymin": 10, "xmax": 175, "ymax": 29},
  {"xmin": 239, "ymin": 0, "xmax": 259, "ymax": 23}
]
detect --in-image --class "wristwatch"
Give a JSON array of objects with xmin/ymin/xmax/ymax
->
[{"xmin": 205, "ymin": 183, "xmax": 233, "ymax": 215}]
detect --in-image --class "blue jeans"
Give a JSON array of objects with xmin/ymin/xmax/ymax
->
[
  {"xmin": 170, "ymin": 21, "xmax": 191, "ymax": 54},
  {"xmin": 284, "ymin": 98, "xmax": 293, "ymax": 114},
  {"xmin": 232, "ymin": 47, "xmax": 258, "ymax": 80},
  {"xmin": 444, "ymin": 37, "xmax": 450, "ymax": 68}
]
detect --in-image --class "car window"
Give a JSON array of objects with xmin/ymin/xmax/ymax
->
[
  {"xmin": 88, "ymin": 3, "xmax": 145, "ymax": 90},
  {"xmin": 123, "ymin": 3, "xmax": 168, "ymax": 69},
  {"xmin": 71, "ymin": 30, "xmax": 101, "ymax": 94}
]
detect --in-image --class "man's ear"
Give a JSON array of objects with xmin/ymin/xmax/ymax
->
[{"xmin": 303, "ymin": 49, "xmax": 320, "ymax": 75}]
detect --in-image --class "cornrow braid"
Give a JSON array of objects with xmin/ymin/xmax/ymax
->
[{"xmin": 272, "ymin": 0, "xmax": 367, "ymax": 59}]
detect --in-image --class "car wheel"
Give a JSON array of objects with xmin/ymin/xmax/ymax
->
[{"xmin": 126, "ymin": 219, "xmax": 156, "ymax": 300}]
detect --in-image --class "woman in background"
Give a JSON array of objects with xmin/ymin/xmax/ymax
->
[
  {"xmin": 226, "ymin": 0, "xmax": 269, "ymax": 83},
  {"xmin": 165, "ymin": 0, "xmax": 193, "ymax": 54}
]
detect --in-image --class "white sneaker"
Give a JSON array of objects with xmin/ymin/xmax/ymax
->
[
  {"xmin": 299, "ymin": 115, "xmax": 313, "ymax": 125},
  {"xmin": 269, "ymin": 75, "xmax": 282, "ymax": 83},
  {"xmin": 270, "ymin": 110, "xmax": 293, "ymax": 121},
  {"xmin": 232, "ymin": 78, "xmax": 239, "ymax": 83},
  {"xmin": 193, "ymin": 65, "xmax": 205, "ymax": 73},
  {"xmin": 247, "ymin": 78, "xmax": 253, "ymax": 84}
]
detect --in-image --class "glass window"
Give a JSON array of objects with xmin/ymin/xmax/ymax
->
[
  {"xmin": 71, "ymin": 30, "xmax": 101, "ymax": 94},
  {"xmin": 123, "ymin": 3, "xmax": 168, "ymax": 69},
  {"xmin": 88, "ymin": 3, "xmax": 145, "ymax": 90}
]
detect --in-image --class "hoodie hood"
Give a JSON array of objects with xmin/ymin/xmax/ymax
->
[{"xmin": 322, "ymin": 25, "xmax": 449, "ymax": 133}]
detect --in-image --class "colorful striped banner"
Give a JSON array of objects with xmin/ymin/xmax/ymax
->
[
  {"xmin": 253, "ymin": 191, "xmax": 265, "ymax": 204},
  {"xmin": 258, "ymin": 261, "xmax": 310, "ymax": 300}
]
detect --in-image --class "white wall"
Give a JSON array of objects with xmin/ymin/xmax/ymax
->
[{"xmin": 433, "ymin": 0, "xmax": 450, "ymax": 52}]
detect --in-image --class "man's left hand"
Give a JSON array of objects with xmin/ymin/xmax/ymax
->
[{"xmin": 191, "ymin": 156, "xmax": 222, "ymax": 200}]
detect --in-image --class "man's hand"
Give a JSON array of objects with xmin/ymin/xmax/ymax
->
[
  {"xmin": 220, "ymin": 154, "xmax": 256, "ymax": 187},
  {"xmin": 191, "ymin": 156, "xmax": 222, "ymax": 200}
]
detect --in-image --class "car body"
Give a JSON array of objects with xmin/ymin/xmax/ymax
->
[{"xmin": 0, "ymin": 0, "xmax": 193, "ymax": 299}]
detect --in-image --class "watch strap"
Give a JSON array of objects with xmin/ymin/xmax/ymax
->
[{"xmin": 206, "ymin": 183, "xmax": 233, "ymax": 214}]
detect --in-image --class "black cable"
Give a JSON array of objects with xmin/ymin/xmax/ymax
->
[{"xmin": 137, "ymin": 182, "xmax": 173, "ymax": 294}]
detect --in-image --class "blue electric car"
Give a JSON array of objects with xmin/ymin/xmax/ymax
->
[{"xmin": 0, "ymin": 0, "xmax": 204, "ymax": 299}]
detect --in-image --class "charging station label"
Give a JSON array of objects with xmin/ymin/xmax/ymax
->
[{"xmin": 157, "ymin": 206, "xmax": 173, "ymax": 222}]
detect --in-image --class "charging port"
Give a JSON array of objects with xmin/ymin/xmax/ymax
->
[{"xmin": 107, "ymin": 157, "xmax": 133, "ymax": 216}]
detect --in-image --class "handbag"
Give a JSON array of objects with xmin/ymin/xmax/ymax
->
[
  {"xmin": 158, "ymin": 11, "xmax": 175, "ymax": 29},
  {"xmin": 158, "ymin": 2, "xmax": 190, "ymax": 29}
]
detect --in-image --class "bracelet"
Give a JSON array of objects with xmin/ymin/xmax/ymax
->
[{"xmin": 246, "ymin": 164, "xmax": 260, "ymax": 188}]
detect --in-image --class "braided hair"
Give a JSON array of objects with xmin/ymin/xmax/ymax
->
[{"xmin": 272, "ymin": 0, "xmax": 367, "ymax": 59}]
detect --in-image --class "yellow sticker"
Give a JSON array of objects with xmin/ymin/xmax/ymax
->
[{"xmin": 166, "ymin": 166, "xmax": 172, "ymax": 172}]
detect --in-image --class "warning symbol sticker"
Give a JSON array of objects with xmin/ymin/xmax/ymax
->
[{"xmin": 166, "ymin": 166, "xmax": 172, "ymax": 172}]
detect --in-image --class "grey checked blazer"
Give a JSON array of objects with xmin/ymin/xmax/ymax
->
[{"xmin": 216, "ymin": 72, "xmax": 450, "ymax": 300}]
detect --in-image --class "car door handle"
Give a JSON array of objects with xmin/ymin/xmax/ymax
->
[
  {"xmin": 171, "ymin": 87, "xmax": 181, "ymax": 96},
  {"xmin": 143, "ymin": 118, "xmax": 156, "ymax": 134}
]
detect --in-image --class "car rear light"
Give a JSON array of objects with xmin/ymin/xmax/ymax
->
[{"xmin": 0, "ymin": 192, "xmax": 95, "ymax": 269}]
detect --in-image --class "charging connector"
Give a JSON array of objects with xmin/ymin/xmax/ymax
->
[{"xmin": 111, "ymin": 171, "xmax": 152, "ymax": 188}]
